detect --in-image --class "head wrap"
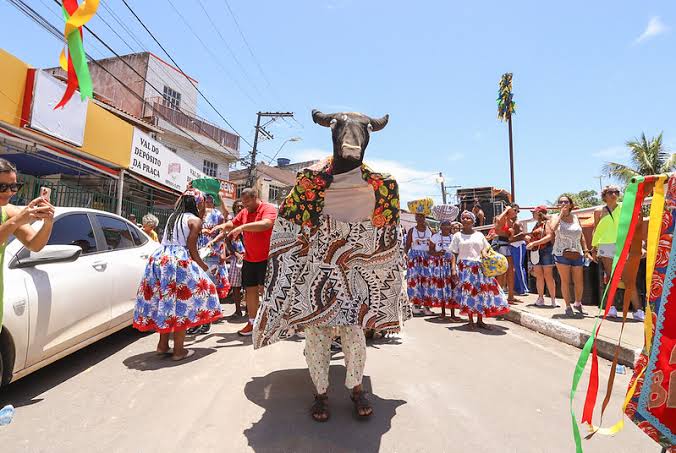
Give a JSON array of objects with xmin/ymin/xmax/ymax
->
[
  {"xmin": 460, "ymin": 210, "xmax": 476, "ymax": 225},
  {"xmin": 440, "ymin": 219, "xmax": 452, "ymax": 226}
]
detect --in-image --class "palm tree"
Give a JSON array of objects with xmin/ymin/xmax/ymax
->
[{"xmin": 603, "ymin": 132, "xmax": 676, "ymax": 184}]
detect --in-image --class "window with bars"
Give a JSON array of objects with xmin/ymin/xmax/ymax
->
[
  {"xmin": 203, "ymin": 159, "xmax": 218, "ymax": 178},
  {"xmin": 235, "ymin": 184, "xmax": 246, "ymax": 198},
  {"xmin": 162, "ymin": 86, "xmax": 181, "ymax": 110}
]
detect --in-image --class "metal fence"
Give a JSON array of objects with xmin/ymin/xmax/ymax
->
[{"xmin": 14, "ymin": 174, "xmax": 174, "ymax": 230}]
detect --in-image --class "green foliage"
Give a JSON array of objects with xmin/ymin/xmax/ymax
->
[
  {"xmin": 603, "ymin": 132, "xmax": 676, "ymax": 184},
  {"xmin": 552, "ymin": 189, "xmax": 601, "ymax": 209}
]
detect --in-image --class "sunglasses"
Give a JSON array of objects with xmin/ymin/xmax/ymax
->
[
  {"xmin": 0, "ymin": 183, "xmax": 23, "ymax": 193},
  {"xmin": 559, "ymin": 200, "xmax": 571, "ymax": 205},
  {"xmin": 606, "ymin": 190, "xmax": 620, "ymax": 195}
]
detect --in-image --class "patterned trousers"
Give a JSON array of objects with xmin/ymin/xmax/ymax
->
[{"xmin": 304, "ymin": 326, "xmax": 367, "ymax": 395}]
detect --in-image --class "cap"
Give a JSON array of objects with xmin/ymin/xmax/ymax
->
[{"xmin": 531, "ymin": 205, "xmax": 548, "ymax": 214}]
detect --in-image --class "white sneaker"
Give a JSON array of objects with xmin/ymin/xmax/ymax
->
[
  {"xmin": 549, "ymin": 298, "xmax": 558, "ymax": 307},
  {"xmin": 412, "ymin": 306, "xmax": 423, "ymax": 315},
  {"xmin": 633, "ymin": 309, "xmax": 645, "ymax": 321},
  {"xmin": 608, "ymin": 306, "xmax": 618, "ymax": 318},
  {"xmin": 422, "ymin": 307, "xmax": 434, "ymax": 316},
  {"xmin": 535, "ymin": 297, "xmax": 545, "ymax": 307}
]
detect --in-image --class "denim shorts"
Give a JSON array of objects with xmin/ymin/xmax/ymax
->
[
  {"xmin": 532, "ymin": 244, "xmax": 555, "ymax": 266},
  {"xmin": 554, "ymin": 253, "xmax": 584, "ymax": 267}
]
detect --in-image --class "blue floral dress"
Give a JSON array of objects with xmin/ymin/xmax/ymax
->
[
  {"xmin": 429, "ymin": 233, "xmax": 458, "ymax": 308},
  {"xmin": 199, "ymin": 208, "xmax": 230, "ymax": 299},
  {"xmin": 451, "ymin": 231, "xmax": 509, "ymax": 317},
  {"xmin": 407, "ymin": 227, "xmax": 433, "ymax": 306},
  {"xmin": 134, "ymin": 213, "xmax": 222, "ymax": 333}
]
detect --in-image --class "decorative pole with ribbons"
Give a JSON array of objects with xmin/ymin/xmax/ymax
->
[
  {"xmin": 497, "ymin": 73, "xmax": 517, "ymax": 201},
  {"xmin": 569, "ymin": 174, "xmax": 674, "ymax": 452},
  {"xmin": 55, "ymin": 0, "xmax": 99, "ymax": 109}
]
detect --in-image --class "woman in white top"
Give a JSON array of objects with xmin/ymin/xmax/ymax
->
[
  {"xmin": 133, "ymin": 189, "xmax": 222, "ymax": 361},
  {"xmin": 405, "ymin": 213, "xmax": 434, "ymax": 316},
  {"xmin": 550, "ymin": 195, "xmax": 592, "ymax": 317},
  {"xmin": 429, "ymin": 220, "xmax": 461, "ymax": 320},
  {"xmin": 451, "ymin": 211, "xmax": 509, "ymax": 330}
]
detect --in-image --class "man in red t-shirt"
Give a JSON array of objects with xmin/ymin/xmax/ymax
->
[{"xmin": 221, "ymin": 188, "xmax": 277, "ymax": 336}]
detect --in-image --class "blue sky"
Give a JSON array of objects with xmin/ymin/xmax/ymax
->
[{"xmin": 1, "ymin": 0, "xmax": 675, "ymax": 209}]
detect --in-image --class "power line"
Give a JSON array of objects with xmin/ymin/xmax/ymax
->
[
  {"xmin": 98, "ymin": 0, "xmax": 197, "ymax": 102},
  {"xmin": 222, "ymin": 0, "xmax": 275, "ymax": 93},
  {"xmin": 7, "ymin": 0, "xmax": 251, "ymax": 169},
  {"xmin": 195, "ymin": 0, "xmax": 268, "ymax": 103},
  {"xmin": 163, "ymin": 0, "xmax": 261, "ymax": 107},
  {"xmin": 119, "ymin": 0, "xmax": 253, "ymax": 148}
]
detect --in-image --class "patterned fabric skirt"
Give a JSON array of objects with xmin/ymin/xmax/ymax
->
[
  {"xmin": 228, "ymin": 256, "xmax": 243, "ymax": 288},
  {"xmin": 428, "ymin": 252, "xmax": 458, "ymax": 308},
  {"xmin": 454, "ymin": 260, "xmax": 510, "ymax": 317},
  {"xmin": 407, "ymin": 249, "xmax": 432, "ymax": 306},
  {"xmin": 133, "ymin": 245, "xmax": 222, "ymax": 333},
  {"xmin": 204, "ymin": 255, "xmax": 231, "ymax": 299}
]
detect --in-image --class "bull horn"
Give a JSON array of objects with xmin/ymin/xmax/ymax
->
[
  {"xmin": 312, "ymin": 109, "xmax": 334, "ymax": 127},
  {"xmin": 369, "ymin": 114, "xmax": 389, "ymax": 132}
]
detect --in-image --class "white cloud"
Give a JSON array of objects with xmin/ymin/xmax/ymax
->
[
  {"xmin": 289, "ymin": 148, "xmax": 443, "ymax": 205},
  {"xmin": 592, "ymin": 146, "xmax": 628, "ymax": 160},
  {"xmin": 635, "ymin": 16, "xmax": 669, "ymax": 44}
]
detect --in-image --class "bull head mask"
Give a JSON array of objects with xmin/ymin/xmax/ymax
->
[{"xmin": 311, "ymin": 110, "xmax": 389, "ymax": 174}]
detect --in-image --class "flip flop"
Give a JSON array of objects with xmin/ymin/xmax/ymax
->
[
  {"xmin": 172, "ymin": 350, "xmax": 195, "ymax": 361},
  {"xmin": 156, "ymin": 348, "xmax": 173, "ymax": 356}
]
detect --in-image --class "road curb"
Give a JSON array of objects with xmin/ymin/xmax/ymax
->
[{"xmin": 502, "ymin": 308, "xmax": 641, "ymax": 367}]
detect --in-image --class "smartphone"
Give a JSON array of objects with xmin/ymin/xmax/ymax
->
[{"xmin": 39, "ymin": 186, "xmax": 52, "ymax": 202}]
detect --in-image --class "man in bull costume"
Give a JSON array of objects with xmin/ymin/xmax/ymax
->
[{"xmin": 253, "ymin": 110, "xmax": 410, "ymax": 422}]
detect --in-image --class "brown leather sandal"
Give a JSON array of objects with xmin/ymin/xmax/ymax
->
[
  {"xmin": 311, "ymin": 394, "xmax": 329, "ymax": 422},
  {"xmin": 350, "ymin": 390, "xmax": 373, "ymax": 418}
]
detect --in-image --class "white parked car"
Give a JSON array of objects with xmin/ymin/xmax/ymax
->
[{"xmin": 1, "ymin": 208, "xmax": 160, "ymax": 387}]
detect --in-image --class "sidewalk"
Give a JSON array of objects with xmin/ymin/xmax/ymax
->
[{"xmin": 502, "ymin": 293, "xmax": 645, "ymax": 367}]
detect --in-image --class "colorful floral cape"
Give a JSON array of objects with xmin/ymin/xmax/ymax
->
[
  {"xmin": 278, "ymin": 159, "xmax": 400, "ymax": 229},
  {"xmin": 253, "ymin": 159, "xmax": 410, "ymax": 349}
]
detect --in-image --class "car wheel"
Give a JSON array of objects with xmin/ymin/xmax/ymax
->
[{"xmin": 0, "ymin": 330, "xmax": 14, "ymax": 387}]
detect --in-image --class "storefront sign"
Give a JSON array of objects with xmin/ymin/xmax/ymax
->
[
  {"xmin": 130, "ymin": 128, "xmax": 204, "ymax": 191},
  {"xmin": 28, "ymin": 70, "xmax": 88, "ymax": 146},
  {"xmin": 218, "ymin": 179, "xmax": 237, "ymax": 199}
]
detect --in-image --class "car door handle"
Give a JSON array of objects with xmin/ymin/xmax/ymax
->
[{"xmin": 92, "ymin": 261, "xmax": 108, "ymax": 272}]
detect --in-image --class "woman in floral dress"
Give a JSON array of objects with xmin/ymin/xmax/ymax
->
[
  {"xmin": 451, "ymin": 211, "xmax": 510, "ymax": 330},
  {"xmin": 429, "ymin": 220, "xmax": 461, "ymax": 320},
  {"xmin": 133, "ymin": 188, "xmax": 222, "ymax": 361},
  {"xmin": 405, "ymin": 213, "xmax": 434, "ymax": 315}
]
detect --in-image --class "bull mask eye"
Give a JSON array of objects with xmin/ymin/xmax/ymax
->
[
  {"xmin": 330, "ymin": 118, "xmax": 337, "ymax": 129},
  {"xmin": 367, "ymin": 123, "xmax": 373, "ymax": 132}
]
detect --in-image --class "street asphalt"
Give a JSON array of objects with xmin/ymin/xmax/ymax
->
[{"xmin": 0, "ymin": 306, "xmax": 658, "ymax": 453}]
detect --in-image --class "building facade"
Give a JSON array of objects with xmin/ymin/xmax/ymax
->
[
  {"xmin": 46, "ymin": 52, "xmax": 239, "ymax": 182},
  {"xmin": 229, "ymin": 159, "xmax": 320, "ymax": 206}
]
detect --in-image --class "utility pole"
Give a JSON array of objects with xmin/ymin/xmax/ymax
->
[
  {"xmin": 439, "ymin": 172, "xmax": 447, "ymax": 204},
  {"xmin": 507, "ymin": 112, "xmax": 515, "ymax": 202},
  {"xmin": 595, "ymin": 175, "xmax": 604, "ymax": 192},
  {"xmin": 247, "ymin": 111, "xmax": 294, "ymax": 187}
]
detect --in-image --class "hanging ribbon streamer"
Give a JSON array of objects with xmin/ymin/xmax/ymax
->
[
  {"xmin": 569, "ymin": 178, "xmax": 641, "ymax": 453},
  {"xmin": 587, "ymin": 180, "xmax": 647, "ymax": 437},
  {"xmin": 54, "ymin": 0, "xmax": 99, "ymax": 109}
]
